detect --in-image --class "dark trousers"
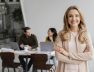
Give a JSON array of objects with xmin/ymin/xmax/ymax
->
[{"xmin": 19, "ymin": 55, "xmax": 32, "ymax": 71}]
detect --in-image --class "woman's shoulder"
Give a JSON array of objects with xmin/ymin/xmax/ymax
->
[
  {"xmin": 79, "ymin": 30, "xmax": 89, "ymax": 36},
  {"xmin": 79, "ymin": 30, "xmax": 92, "ymax": 40},
  {"xmin": 58, "ymin": 30, "xmax": 65, "ymax": 35},
  {"xmin": 58, "ymin": 30, "xmax": 69, "ymax": 36}
]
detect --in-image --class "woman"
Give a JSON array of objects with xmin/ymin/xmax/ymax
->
[
  {"xmin": 45, "ymin": 28, "xmax": 57, "ymax": 63},
  {"xmin": 55, "ymin": 6, "xmax": 94, "ymax": 72},
  {"xmin": 46, "ymin": 28, "xmax": 57, "ymax": 42}
]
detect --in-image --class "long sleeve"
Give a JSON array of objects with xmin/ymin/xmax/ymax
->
[
  {"xmin": 31, "ymin": 35, "xmax": 38, "ymax": 49},
  {"xmin": 18, "ymin": 35, "xmax": 24, "ymax": 50},
  {"xmin": 56, "ymin": 51, "xmax": 83, "ymax": 64},
  {"xmin": 18, "ymin": 34, "xmax": 38, "ymax": 49},
  {"xmin": 69, "ymin": 32, "xmax": 94, "ymax": 61},
  {"xmin": 55, "ymin": 32, "xmax": 83, "ymax": 64},
  {"xmin": 18, "ymin": 35, "xmax": 24, "ymax": 45}
]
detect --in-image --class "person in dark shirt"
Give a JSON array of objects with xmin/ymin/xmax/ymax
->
[{"xmin": 18, "ymin": 27, "xmax": 38, "ymax": 72}]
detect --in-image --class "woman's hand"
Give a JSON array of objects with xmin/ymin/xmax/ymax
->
[
  {"xmin": 55, "ymin": 45, "xmax": 65, "ymax": 52},
  {"xmin": 54, "ymin": 46, "xmax": 60, "ymax": 52},
  {"xmin": 55, "ymin": 46, "xmax": 69, "ymax": 56}
]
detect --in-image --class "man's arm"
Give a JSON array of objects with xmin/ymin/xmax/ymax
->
[
  {"xmin": 18, "ymin": 35, "xmax": 24, "ymax": 50},
  {"xmin": 31, "ymin": 34, "xmax": 38, "ymax": 49}
]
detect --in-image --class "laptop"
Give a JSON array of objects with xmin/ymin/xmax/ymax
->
[
  {"xmin": 10, "ymin": 42, "xmax": 20, "ymax": 50},
  {"xmin": 40, "ymin": 42, "xmax": 54, "ymax": 51}
]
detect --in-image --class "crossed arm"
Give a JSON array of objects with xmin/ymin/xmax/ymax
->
[{"xmin": 55, "ymin": 32, "xmax": 94, "ymax": 64}]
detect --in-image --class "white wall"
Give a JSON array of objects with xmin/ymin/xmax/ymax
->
[{"xmin": 20, "ymin": 0, "xmax": 94, "ymax": 43}]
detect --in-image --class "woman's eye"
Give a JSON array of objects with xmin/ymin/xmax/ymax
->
[
  {"xmin": 68, "ymin": 15, "xmax": 72, "ymax": 17},
  {"xmin": 75, "ymin": 14, "xmax": 78, "ymax": 17}
]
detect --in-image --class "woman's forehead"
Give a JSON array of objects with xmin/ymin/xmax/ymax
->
[{"xmin": 68, "ymin": 9, "xmax": 79, "ymax": 15}]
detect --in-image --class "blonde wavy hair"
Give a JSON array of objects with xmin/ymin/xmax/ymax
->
[{"xmin": 60, "ymin": 6, "xmax": 87, "ymax": 43}]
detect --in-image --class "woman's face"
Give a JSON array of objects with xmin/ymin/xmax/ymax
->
[
  {"xmin": 68, "ymin": 9, "xmax": 80, "ymax": 28},
  {"xmin": 48, "ymin": 30, "xmax": 53, "ymax": 37}
]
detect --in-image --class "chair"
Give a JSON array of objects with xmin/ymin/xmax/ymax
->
[
  {"xmin": 31, "ymin": 54, "xmax": 55, "ymax": 72},
  {"xmin": 0, "ymin": 52, "xmax": 21, "ymax": 72}
]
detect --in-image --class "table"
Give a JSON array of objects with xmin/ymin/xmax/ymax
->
[
  {"xmin": 0, "ymin": 48, "xmax": 54, "ymax": 72},
  {"xmin": 15, "ymin": 50, "xmax": 52, "ymax": 72}
]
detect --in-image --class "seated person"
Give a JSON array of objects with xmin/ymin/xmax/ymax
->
[
  {"xmin": 45, "ymin": 28, "xmax": 57, "ymax": 59},
  {"xmin": 18, "ymin": 27, "xmax": 38, "ymax": 72},
  {"xmin": 46, "ymin": 28, "xmax": 57, "ymax": 42}
]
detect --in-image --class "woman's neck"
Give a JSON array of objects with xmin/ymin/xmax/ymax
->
[{"xmin": 70, "ymin": 27, "xmax": 79, "ymax": 32}]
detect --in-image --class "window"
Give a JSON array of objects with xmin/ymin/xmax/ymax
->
[
  {"xmin": 16, "ymin": 0, "xmax": 20, "ymax": 2},
  {"xmin": 9, "ymin": 0, "xmax": 13, "ymax": 2},
  {"xmin": 1, "ymin": 0, "xmax": 5, "ymax": 2}
]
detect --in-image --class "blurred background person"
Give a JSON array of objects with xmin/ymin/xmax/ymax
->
[
  {"xmin": 18, "ymin": 27, "xmax": 38, "ymax": 72},
  {"xmin": 46, "ymin": 28, "xmax": 57, "ymax": 43},
  {"xmin": 45, "ymin": 28, "xmax": 57, "ymax": 67}
]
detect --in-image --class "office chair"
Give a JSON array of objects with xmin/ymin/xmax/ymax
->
[
  {"xmin": 0, "ymin": 52, "xmax": 21, "ymax": 72},
  {"xmin": 31, "ymin": 54, "xmax": 55, "ymax": 72}
]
